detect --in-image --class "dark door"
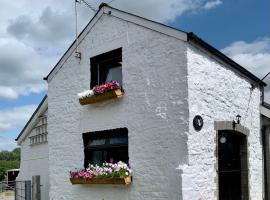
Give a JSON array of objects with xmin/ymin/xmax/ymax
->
[{"xmin": 218, "ymin": 131, "xmax": 248, "ymax": 200}]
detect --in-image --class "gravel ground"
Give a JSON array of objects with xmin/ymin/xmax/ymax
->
[{"xmin": 0, "ymin": 192, "xmax": 14, "ymax": 200}]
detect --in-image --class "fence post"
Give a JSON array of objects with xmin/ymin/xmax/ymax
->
[
  {"xmin": 14, "ymin": 182, "xmax": 17, "ymax": 200},
  {"xmin": 32, "ymin": 176, "xmax": 41, "ymax": 200},
  {"xmin": 25, "ymin": 181, "xmax": 32, "ymax": 200}
]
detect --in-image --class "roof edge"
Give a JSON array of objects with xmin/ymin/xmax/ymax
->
[
  {"xmin": 44, "ymin": 3, "xmax": 187, "ymax": 82},
  {"xmin": 15, "ymin": 95, "xmax": 48, "ymax": 142},
  {"xmin": 43, "ymin": 4, "xmax": 104, "ymax": 81},
  {"xmin": 187, "ymin": 32, "xmax": 267, "ymax": 87},
  {"xmin": 262, "ymin": 101, "xmax": 270, "ymax": 110}
]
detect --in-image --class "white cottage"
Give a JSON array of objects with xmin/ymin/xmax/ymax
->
[
  {"xmin": 16, "ymin": 96, "xmax": 49, "ymax": 200},
  {"xmin": 17, "ymin": 3, "xmax": 269, "ymax": 200}
]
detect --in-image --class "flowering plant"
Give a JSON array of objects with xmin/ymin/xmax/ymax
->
[
  {"xmin": 77, "ymin": 81, "xmax": 121, "ymax": 99},
  {"xmin": 70, "ymin": 161, "xmax": 132, "ymax": 180}
]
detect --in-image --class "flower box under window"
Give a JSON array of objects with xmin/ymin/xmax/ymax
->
[
  {"xmin": 70, "ymin": 161, "xmax": 132, "ymax": 185},
  {"xmin": 70, "ymin": 176, "xmax": 132, "ymax": 185},
  {"xmin": 78, "ymin": 81, "xmax": 124, "ymax": 105},
  {"xmin": 79, "ymin": 89, "xmax": 123, "ymax": 105}
]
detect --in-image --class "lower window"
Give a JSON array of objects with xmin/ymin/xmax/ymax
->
[{"xmin": 83, "ymin": 128, "xmax": 128, "ymax": 168}]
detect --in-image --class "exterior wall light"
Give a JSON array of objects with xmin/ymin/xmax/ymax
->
[
  {"xmin": 236, "ymin": 114, "xmax": 241, "ymax": 124},
  {"xmin": 233, "ymin": 114, "xmax": 242, "ymax": 128}
]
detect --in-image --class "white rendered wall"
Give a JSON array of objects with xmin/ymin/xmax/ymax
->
[
  {"xmin": 48, "ymin": 14, "xmax": 189, "ymax": 200},
  {"xmin": 17, "ymin": 115, "xmax": 49, "ymax": 200},
  {"xmin": 184, "ymin": 44, "xmax": 262, "ymax": 199}
]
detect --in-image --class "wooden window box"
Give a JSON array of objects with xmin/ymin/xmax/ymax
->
[
  {"xmin": 79, "ymin": 89, "xmax": 124, "ymax": 105},
  {"xmin": 70, "ymin": 176, "xmax": 132, "ymax": 185}
]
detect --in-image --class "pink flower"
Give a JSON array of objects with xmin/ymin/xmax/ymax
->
[
  {"xmin": 70, "ymin": 161, "xmax": 132, "ymax": 179},
  {"xmin": 93, "ymin": 81, "xmax": 121, "ymax": 95}
]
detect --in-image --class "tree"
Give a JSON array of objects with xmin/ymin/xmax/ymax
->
[{"xmin": 0, "ymin": 148, "xmax": 20, "ymax": 181}]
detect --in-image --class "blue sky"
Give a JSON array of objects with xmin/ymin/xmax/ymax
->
[
  {"xmin": 0, "ymin": 0, "xmax": 269, "ymax": 150},
  {"xmin": 174, "ymin": 0, "xmax": 270, "ymax": 48}
]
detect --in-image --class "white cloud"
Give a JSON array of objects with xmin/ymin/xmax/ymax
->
[
  {"xmin": 221, "ymin": 38, "xmax": 270, "ymax": 102},
  {"xmin": 0, "ymin": 87, "xmax": 18, "ymax": 100},
  {"xmin": 0, "ymin": 38, "xmax": 55, "ymax": 99},
  {"xmin": 203, "ymin": 0, "xmax": 222, "ymax": 10},
  {"xmin": 110, "ymin": 0, "xmax": 223, "ymax": 22},
  {"xmin": 7, "ymin": 6, "xmax": 76, "ymax": 51},
  {"xmin": 0, "ymin": 136, "xmax": 17, "ymax": 151},
  {"xmin": 0, "ymin": 0, "xmax": 223, "ymax": 100},
  {"xmin": 0, "ymin": 105, "xmax": 37, "ymax": 132},
  {"xmin": 0, "ymin": 104, "xmax": 37, "ymax": 151}
]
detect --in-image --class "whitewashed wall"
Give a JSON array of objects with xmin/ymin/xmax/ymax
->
[
  {"xmin": 17, "ymin": 113, "xmax": 49, "ymax": 200},
  {"xmin": 184, "ymin": 44, "xmax": 262, "ymax": 199},
  {"xmin": 48, "ymin": 14, "xmax": 189, "ymax": 200}
]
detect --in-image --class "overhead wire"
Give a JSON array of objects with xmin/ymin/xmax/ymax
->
[
  {"xmin": 74, "ymin": 0, "xmax": 79, "ymax": 53},
  {"xmin": 108, "ymin": 0, "xmax": 117, "ymax": 5},
  {"xmin": 80, "ymin": 0, "xmax": 98, "ymax": 12},
  {"xmin": 74, "ymin": 0, "xmax": 118, "ymax": 58}
]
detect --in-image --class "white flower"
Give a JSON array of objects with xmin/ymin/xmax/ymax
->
[
  {"xmin": 77, "ymin": 90, "xmax": 95, "ymax": 98},
  {"xmin": 125, "ymin": 172, "xmax": 129, "ymax": 176}
]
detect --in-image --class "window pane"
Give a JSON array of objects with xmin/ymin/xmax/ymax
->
[
  {"xmin": 106, "ymin": 65, "xmax": 122, "ymax": 85},
  {"xmin": 88, "ymin": 139, "xmax": 106, "ymax": 146},
  {"xmin": 91, "ymin": 48, "xmax": 122, "ymax": 88},
  {"xmin": 110, "ymin": 136, "xmax": 128, "ymax": 145},
  {"xmin": 91, "ymin": 151, "xmax": 103, "ymax": 166},
  {"xmin": 83, "ymin": 127, "xmax": 128, "ymax": 167},
  {"xmin": 106, "ymin": 147, "xmax": 128, "ymax": 164}
]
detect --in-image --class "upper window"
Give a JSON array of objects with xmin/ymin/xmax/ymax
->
[
  {"xmin": 82, "ymin": 128, "xmax": 128, "ymax": 168},
  {"xmin": 90, "ymin": 48, "xmax": 122, "ymax": 88}
]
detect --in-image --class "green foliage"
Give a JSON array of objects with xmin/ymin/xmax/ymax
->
[{"xmin": 0, "ymin": 148, "xmax": 20, "ymax": 181}]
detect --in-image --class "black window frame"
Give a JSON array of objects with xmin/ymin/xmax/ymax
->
[
  {"xmin": 82, "ymin": 127, "xmax": 128, "ymax": 168},
  {"xmin": 90, "ymin": 48, "xmax": 122, "ymax": 89}
]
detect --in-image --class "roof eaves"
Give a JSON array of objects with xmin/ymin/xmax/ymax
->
[
  {"xmin": 103, "ymin": 4, "xmax": 188, "ymax": 37},
  {"xmin": 15, "ymin": 95, "xmax": 48, "ymax": 142},
  {"xmin": 187, "ymin": 32, "xmax": 267, "ymax": 87}
]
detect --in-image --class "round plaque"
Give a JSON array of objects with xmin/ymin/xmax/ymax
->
[{"xmin": 193, "ymin": 115, "xmax": 203, "ymax": 131}]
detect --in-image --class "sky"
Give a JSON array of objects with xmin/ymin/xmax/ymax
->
[{"xmin": 0, "ymin": 0, "xmax": 269, "ymax": 150}]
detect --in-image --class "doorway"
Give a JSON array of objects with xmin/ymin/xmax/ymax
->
[{"xmin": 218, "ymin": 131, "xmax": 249, "ymax": 200}]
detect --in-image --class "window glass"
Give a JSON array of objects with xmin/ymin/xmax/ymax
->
[
  {"xmin": 83, "ymin": 128, "xmax": 128, "ymax": 168},
  {"xmin": 106, "ymin": 65, "xmax": 122, "ymax": 85},
  {"xmin": 110, "ymin": 136, "xmax": 128, "ymax": 145},
  {"xmin": 91, "ymin": 151, "xmax": 104, "ymax": 166},
  {"xmin": 88, "ymin": 139, "xmax": 106, "ymax": 146},
  {"xmin": 91, "ymin": 48, "xmax": 122, "ymax": 88},
  {"xmin": 98, "ymin": 61, "xmax": 122, "ymax": 85}
]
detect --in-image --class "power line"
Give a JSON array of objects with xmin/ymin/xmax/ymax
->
[
  {"xmin": 80, "ymin": 0, "xmax": 97, "ymax": 12},
  {"xmin": 262, "ymin": 71, "xmax": 270, "ymax": 81},
  {"xmin": 108, "ymin": 0, "xmax": 117, "ymax": 5}
]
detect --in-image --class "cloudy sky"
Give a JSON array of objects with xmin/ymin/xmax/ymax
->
[{"xmin": 0, "ymin": 0, "xmax": 269, "ymax": 150}]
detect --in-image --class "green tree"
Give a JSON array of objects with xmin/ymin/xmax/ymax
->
[{"xmin": 0, "ymin": 148, "xmax": 20, "ymax": 181}]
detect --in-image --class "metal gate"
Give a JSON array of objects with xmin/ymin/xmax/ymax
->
[{"xmin": 15, "ymin": 181, "xmax": 31, "ymax": 200}]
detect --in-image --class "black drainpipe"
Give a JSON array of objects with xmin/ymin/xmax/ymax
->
[{"xmin": 262, "ymin": 125, "xmax": 268, "ymax": 200}]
